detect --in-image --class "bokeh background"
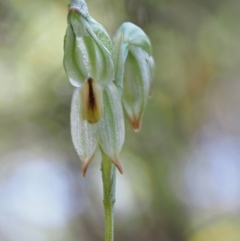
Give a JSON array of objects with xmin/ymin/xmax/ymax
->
[{"xmin": 1, "ymin": 0, "xmax": 240, "ymax": 240}]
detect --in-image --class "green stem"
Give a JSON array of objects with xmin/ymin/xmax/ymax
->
[{"xmin": 101, "ymin": 150, "xmax": 116, "ymax": 241}]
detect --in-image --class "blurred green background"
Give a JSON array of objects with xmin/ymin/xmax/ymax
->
[{"xmin": 1, "ymin": 0, "xmax": 240, "ymax": 240}]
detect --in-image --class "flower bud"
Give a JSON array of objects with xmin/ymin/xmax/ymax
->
[
  {"xmin": 122, "ymin": 47, "xmax": 151, "ymax": 132},
  {"xmin": 113, "ymin": 22, "xmax": 154, "ymax": 131},
  {"xmin": 81, "ymin": 77, "xmax": 103, "ymax": 124}
]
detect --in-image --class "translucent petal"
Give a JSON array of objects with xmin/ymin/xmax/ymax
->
[
  {"xmin": 69, "ymin": 0, "xmax": 113, "ymax": 58},
  {"xmin": 74, "ymin": 36, "xmax": 98, "ymax": 79},
  {"xmin": 63, "ymin": 24, "xmax": 86, "ymax": 87},
  {"xmin": 69, "ymin": 12, "xmax": 88, "ymax": 37},
  {"xmin": 71, "ymin": 88, "xmax": 97, "ymax": 177},
  {"xmin": 113, "ymin": 32, "xmax": 128, "ymax": 96},
  {"xmin": 70, "ymin": 14, "xmax": 115, "ymax": 83},
  {"xmin": 122, "ymin": 47, "xmax": 151, "ymax": 131},
  {"xmin": 97, "ymin": 83, "xmax": 125, "ymax": 173},
  {"xmin": 147, "ymin": 56, "xmax": 155, "ymax": 96},
  {"xmin": 84, "ymin": 18, "xmax": 115, "ymax": 83},
  {"xmin": 89, "ymin": 17, "xmax": 114, "ymax": 57},
  {"xmin": 116, "ymin": 22, "xmax": 152, "ymax": 55}
]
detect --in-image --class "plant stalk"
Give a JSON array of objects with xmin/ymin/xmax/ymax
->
[{"xmin": 101, "ymin": 151, "xmax": 116, "ymax": 241}]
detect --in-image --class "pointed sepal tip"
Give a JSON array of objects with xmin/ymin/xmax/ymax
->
[
  {"xmin": 81, "ymin": 156, "xmax": 94, "ymax": 178},
  {"xmin": 111, "ymin": 159, "xmax": 123, "ymax": 174},
  {"xmin": 130, "ymin": 116, "xmax": 141, "ymax": 132}
]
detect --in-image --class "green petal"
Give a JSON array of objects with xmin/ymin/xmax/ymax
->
[
  {"xmin": 70, "ymin": 13, "xmax": 115, "ymax": 83},
  {"xmin": 63, "ymin": 24, "xmax": 86, "ymax": 87},
  {"xmin": 116, "ymin": 22, "xmax": 152, "ymax": 55},
  {"xmin": 85, "ymin": 18, "xmax": 115, "ymax": 82},
  {"xmin": 89, "ymin": 17, "xmax": 114, "ymax": 57},
  {"xmin": 122, "ymin": 47, "xmax": 151, "ymax": 131},
  {"xmin": 113, "ymin": 32, "xmax": 128, "ymax": 96},
  {"xmin": 147, "ymin": 55, "xmax": 155, "ymax": 96},
  {"xmin": 71, "ymin": 88, "xmax": 97, "ymax": 177},
  {"xmin": 97, "ymin": 82, "xmax": 125, "ymax": 173}
]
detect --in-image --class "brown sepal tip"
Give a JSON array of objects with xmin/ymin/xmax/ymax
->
[
  {"xmin": 81, "ymin": 157, "xmax": 94, "ymax": 178},
  {"xmin": 130, "ymin": 117, "xmax": 141, "ymax": 132},
  {"xmin": 111, "ymin": 159, "xmax": 123, "ymax": 174}
]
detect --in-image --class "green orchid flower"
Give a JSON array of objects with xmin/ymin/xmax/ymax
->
[
  {"xmin": 64, "ymin": 0, "xmax": 124, "ymax": 177},
  {"xmin": 113, "ymin": 22, "xmax": 155, "ymax": 131}
]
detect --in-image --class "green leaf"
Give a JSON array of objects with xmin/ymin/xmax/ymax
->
[
  {"xmin": 97, "ymin": 82, "xmax": 125, "ymax": 173},
  {"xmin": 71, "ymin": 88, "xmax": 97, "ymax": 177}
]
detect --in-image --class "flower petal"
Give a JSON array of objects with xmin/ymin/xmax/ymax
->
[
  {"xmin": 115, "ymin": 22, "xmax": 152, "ymax": 55},
  {"xmin": 97, "ymin": 83, "xmax": 125, "ymax": 173},
  {"xmin": 122, "ymin": 47, "xmax": 151, "ymax": 132},
  {"xmin": 71, "ymin": 88, "xmax": 97, "ymax": 177},
  {"xmin": 69, "ymin": 13, "xmax": 115, "ymax": 83},
  {"xmin": 146, "ymin": 56, "xmax": 155, "ymax": 96},
  {"xmin": 63, "ymin": 24, "xmax": 86, "ymax": 87},
  {"xmin": 113, "ymin": 32, "xmax": 128, "ymax": 96}
]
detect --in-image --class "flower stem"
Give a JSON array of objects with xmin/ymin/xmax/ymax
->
[{"xmin": 101, "ymin": 150, "xmax": 116, "ymax": 241}]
